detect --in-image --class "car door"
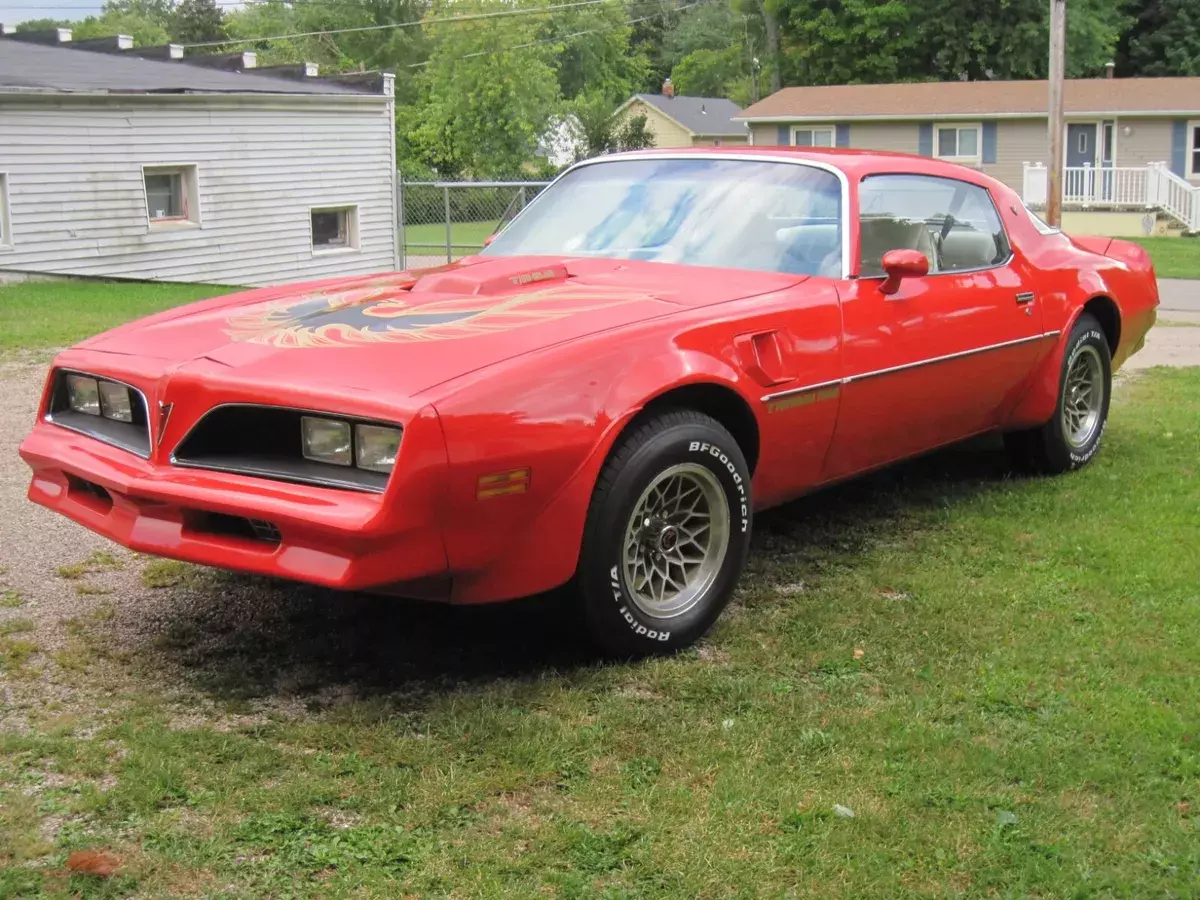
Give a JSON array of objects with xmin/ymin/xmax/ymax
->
[{"xmin": 822, "ymin": 173, "xmax": 1044, "ymax": 480}]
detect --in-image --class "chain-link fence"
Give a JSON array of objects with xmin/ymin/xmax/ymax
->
[{"xmin": 399, "ymin": 178, "xmax": 552, "ymax": 269}]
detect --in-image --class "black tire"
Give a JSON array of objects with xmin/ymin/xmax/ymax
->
[
  {"xmin": 1005, "ymin": 313, "xmax": 1112, "ymax": 475},
  {"xmin": 578, "ymin": 410, "xmax": 752, "ymax": 657}
]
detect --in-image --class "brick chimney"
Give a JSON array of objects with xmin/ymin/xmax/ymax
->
[{"xmin": 662, "ymin": 77, "xmax": 674, "ymax": 98}]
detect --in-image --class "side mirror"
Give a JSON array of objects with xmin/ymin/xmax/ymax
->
[
  {"xmin": 879, "ymin": 249, "xmax": 929, "ymax": 295},
  {"xmin": 482, "ymin": 233, "xmax": 497, "ymax": 248}
]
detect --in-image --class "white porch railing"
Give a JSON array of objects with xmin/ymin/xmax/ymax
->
[{"xmin": 1022, "ymin": 161, "xmax": 1200, "ymax": 232}]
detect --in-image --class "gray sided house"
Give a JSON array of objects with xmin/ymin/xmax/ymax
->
[
  {"xmin": 0, "ymin": 35, "xmax": 398, "ymax": 287},
  {"xmin": 737, "ymin": 75, "xmax": 1200, "ymax": 233}
]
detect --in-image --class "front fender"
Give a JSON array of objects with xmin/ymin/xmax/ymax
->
[{"xmin": 430, "ymin": 331, "xmax": 755, "ymax": 603}]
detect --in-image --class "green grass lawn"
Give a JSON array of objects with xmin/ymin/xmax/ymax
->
[
  {"xmin": 403, "ymin": 220, "xmax": 498, "ymax": 258},
  {"xmin": 2, "ymin": 369, "xmax": 1198, "ymax": 897},
  {"xmin": 1127, "ymin": 237, "xmax": 1200, "ymax": 279},
  {"xmin": 0, "ymin": 281, "xmax": 232, "ymax": 356}
]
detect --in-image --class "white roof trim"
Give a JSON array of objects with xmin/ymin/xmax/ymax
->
[
  {"xmin": 0, "ymin": 89, "xmax": 390, "ymax": 106},
  {"xmin": 736, "ymin": 110, "xmax": 1200, "ymax": 123}
]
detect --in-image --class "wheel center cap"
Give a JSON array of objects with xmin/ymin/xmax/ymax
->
[{"xmin": 657, "ymin": 525, "xmax": 679, "ymax": 553}]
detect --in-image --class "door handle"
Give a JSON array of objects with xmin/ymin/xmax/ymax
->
[{"xmin": 1015, "ymin": 292, "xmax": 1035, "ymax": 305}]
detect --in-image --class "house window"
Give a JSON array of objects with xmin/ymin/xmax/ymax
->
[
  {"xmin": 792, "ymin": 126, "xmax": 835, "ymax": 148},
  {"xmin": 311, "ymin": 206, "xmax": 358, "ymax": 252},
  {"xmin": 1189, "ymin": 121, "xmax": 1200, "ymax": 179},
  {"xmin": 0, "ymin": 173, "xmax": 10, "ymax": 249},
  {"xmin": 142, "ymin": 164, "xmax": 199, "ymax": 227},
  {"xmin": 1102, "ymin": 122, "xmax": 1115, "ymax": 164},
  {"xmin": 935, "ymin": 124, "xmax": 981, "ymax": 162}
]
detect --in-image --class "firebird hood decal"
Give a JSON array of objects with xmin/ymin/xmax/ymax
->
[
  {"xmin": 79, "ymin": 257, "xmax": 807, "ymax": 399},
  {"xmin": 224, "ymin": 280, "xmax": 654, "ymax": 348}
]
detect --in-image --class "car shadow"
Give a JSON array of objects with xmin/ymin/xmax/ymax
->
[{"xmin": 137, "ymin": 434, "xmax": 1021, "ymax": 707}]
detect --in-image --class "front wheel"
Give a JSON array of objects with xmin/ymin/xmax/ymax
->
[
  {"xmin": 1005, "ymin": 313, "xmax": 1112, "ymax": 474},
  {"xmin": 578, "ymin": 410, "xmax": 752, "ymax": 656}
]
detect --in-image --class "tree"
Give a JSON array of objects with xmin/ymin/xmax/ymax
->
[
  {"xmin": 614, "ymin": 112, "xmax": 654, "ymax": 150},
  {"xmin": 404, "ymin": 0, "xmax": 563, "ymax": 177},
  {"xmin": 568, "ymin": 91, "xmax": 624, "ymax": 159},
  {"xmin": 772, "ymin": 0, "xmax": 1129, "ymax": 85},
  {"xmin": 224, "ymin": 0, "xmax": 430, "ymax": 103},
  {"xmin": 755, "ymin": 0, "xmax": 782, "ymax": 93},
  {"xmin": 554, "ymin": 0, "xmax": 650, "ymax": 104},
  {"xmin": 1117, "ymin": 0, "xmax": 1200, "ymax": 76},
  {"xmin": 671, "ymin": 46, "xmax": 744, "ymax": 97},
  {"xmin": 102, "ymin": 0, "xmax": 176, "ymax": 30},
  {"xmin": 73, "ymin": 11, "xmax": 170, "ymax": 46},
  {"xmin": 914, "ymin": 0, "xmax": 1129, "ymax": 78},
  {"xmin": 630, "ymin": 0, "xmax": 768, "ymax": 97},
  {"xmin": 171, "ymin": 0, "xmax": 226, "ymax": 45},
  {"xmin": 776, "ymin": 0, "xmax": 916, "ymax": 86},
  {"xmin": 15, "ymin": 18, "xmax": 71, "ymax": 32},
  {"xmin": 560, "ymin": 92, "xmax": 656, "ymax": 162}
]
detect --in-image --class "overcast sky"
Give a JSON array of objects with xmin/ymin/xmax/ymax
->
[{"xmin": 1, "ymin": 0, "xmax": 104, "ymax": 24}]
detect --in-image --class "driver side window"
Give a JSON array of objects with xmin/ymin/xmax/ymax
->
[{"xmin": 857, "ymin": 174, "xmax": 1010, "ymax": 277}]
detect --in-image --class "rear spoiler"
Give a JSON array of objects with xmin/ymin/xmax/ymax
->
[
  {"xmin": 1069, "ymin": 235, "xmax": 1115, "ymax": 257},
  {"xmin": 1069, "ymin": 234, "xmax": 1154, "ymax": 271}
]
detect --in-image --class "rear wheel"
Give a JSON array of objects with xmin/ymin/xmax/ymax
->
[
  {"xmin": 578, "ymin": 410, "xmax": 752, "ymax": 656},
  {"xmin": 1005, "ymin": 313, "xmax": 1111, "ymax": 474}
]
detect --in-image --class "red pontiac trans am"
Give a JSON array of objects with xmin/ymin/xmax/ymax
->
[{"xmin": 20, "ymin": 149, "xmax": 1157, "ymax": 654}]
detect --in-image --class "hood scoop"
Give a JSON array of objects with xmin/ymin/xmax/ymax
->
[{"xmin": 411, "ymin": 262, "xmax": 570, "ymax": 296}]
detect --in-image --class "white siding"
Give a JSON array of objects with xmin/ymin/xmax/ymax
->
[{"xmin": 0, "ymin": 95, "xmax": 398, "ymax": 287}]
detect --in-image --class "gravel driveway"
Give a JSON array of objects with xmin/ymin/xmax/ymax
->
[
  {"xmin": 2, "ymin": 294, "xmax": 1199, "ymax": 726},
  {"xmin": 0, "ymin": 360, "xmax": 142, "ymax": 650}
]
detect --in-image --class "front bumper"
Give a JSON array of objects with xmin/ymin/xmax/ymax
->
[{"xmin": 20, "ymin": 417, "xmax": 451, "ymax": 595}]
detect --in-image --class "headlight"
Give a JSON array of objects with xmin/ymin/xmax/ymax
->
[
  {"xmin": 355, "ymin": 424, "xmax": 401, "ymax": 474},
  {"xmin": 300, "ymin": 416, "xmax": 352, "ymax": 466},
  {"xmin": 66, "ymin": 374, "xmax": 101, "ymax": 416},
  {"xmin": 98, "ymin": 381, "xmax": 134, "ymax": 422}
]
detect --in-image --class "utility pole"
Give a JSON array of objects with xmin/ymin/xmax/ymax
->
[{"xmin": 1047, "ymin": 0, "xmax": 1067, "ymax": 226}]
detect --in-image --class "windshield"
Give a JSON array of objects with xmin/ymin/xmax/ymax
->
[{"xmin": 482, "ymin": 157, "xmax": 844, "ymax": 277}]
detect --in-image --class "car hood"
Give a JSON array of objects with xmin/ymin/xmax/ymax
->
[{"xmin": 81, "ymin": 256, "xmax": 807, "ymax": 398}]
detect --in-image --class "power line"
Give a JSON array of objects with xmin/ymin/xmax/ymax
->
[
  {"xmin": 405, "ymin": 0, "xmax": 703, "ymax": 68},
  {"xmin": 180, "ymin": 0, "xmax": 671, "ymax": 47}
]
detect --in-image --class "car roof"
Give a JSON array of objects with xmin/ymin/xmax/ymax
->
[{"xmin": 597, "ymin": 146, "xmax": 1008, "ymax": 191}]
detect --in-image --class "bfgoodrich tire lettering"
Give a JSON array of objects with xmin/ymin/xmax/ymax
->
[
  {"xmin": 1005, "ymin": 313, "xmax": 1112, "ymax": 475},
  {"xmin": 579, "ymin": 410, "xmax": 752, "ymax": 656}
]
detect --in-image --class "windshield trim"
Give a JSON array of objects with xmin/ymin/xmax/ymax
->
[{"xmin": 488, "ymin": 152, "xmax": 853, "ymax": 279}]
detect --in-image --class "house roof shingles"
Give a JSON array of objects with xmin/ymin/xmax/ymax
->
[
  {"xmin": 737, "ymin": 77, "xmax": 1200, "ymax": 120},
  {"xmin": 630, "ymin": 93, "xmax": 745, "ymax": 136},
  {"xmin": 0, "ymin": 40, "xmax": 372, "ymax": 96}
]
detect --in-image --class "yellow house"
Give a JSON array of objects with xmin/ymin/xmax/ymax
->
[{"xmin": 613, "ymin": 91, "xmax": 748, "ymax": 149}]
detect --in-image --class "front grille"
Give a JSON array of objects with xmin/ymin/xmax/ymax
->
[
  {"xmin": 171, "ymin": 405, "xmax": 392, "ymax": 493},
  {"xmin": 188, "ymin": 511, "xmax": 282, "ymax": 546},
  {"xmin": 247, "ymin": 518, "xmax": 282, "ymax": 543},
  {"xmin": 65, "ymin": 474, "xmax": 113, "ymax": 510}
]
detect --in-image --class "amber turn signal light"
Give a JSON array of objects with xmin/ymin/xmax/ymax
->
[{"xmin": 476, "ymin": 467, "xmax": 530, "ymax": 499}]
